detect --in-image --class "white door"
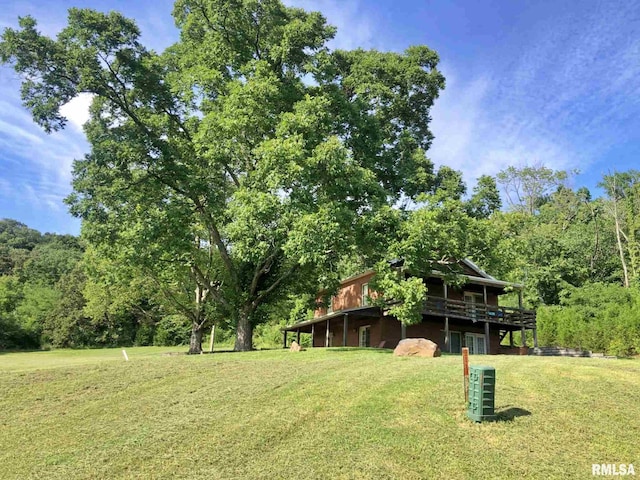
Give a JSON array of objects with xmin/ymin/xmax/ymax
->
[
  {"xmin": 359, "ymin": 325, "xmax": 371, "ymax": 347},
  {"xmin": 465, "ymin": 333, "xmax": 475, "ymax": 353},
  {"xmin": 465, "ymin": 333, "xmax": 486, "ymax": 354}
]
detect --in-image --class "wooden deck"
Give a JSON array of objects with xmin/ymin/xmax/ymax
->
[{"xmin": 422, "ymin": 296, "xmax": 536, "ymax": 328}]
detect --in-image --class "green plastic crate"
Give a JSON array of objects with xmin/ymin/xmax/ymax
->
[{"xmin": 467, "ymin": 365, "xmax": 496, "ymax": 422}]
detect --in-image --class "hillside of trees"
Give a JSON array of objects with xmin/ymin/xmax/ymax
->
[{"xmin": 1, "ymin": 166, "xmax": 639, "ymax": 355}]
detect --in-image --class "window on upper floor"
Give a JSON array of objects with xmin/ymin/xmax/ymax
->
[{"xmin": 362, "ymin": 283, "xmax": 369, "ymax": 306}]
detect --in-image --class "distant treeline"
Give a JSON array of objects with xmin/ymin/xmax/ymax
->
[
  {"xmin": 1, "ymin": 167, "xmax": 640, "ymax": 355},
  {"xmin": 0, "ymin": 219, "xmax": 193, "ymax": 349}
]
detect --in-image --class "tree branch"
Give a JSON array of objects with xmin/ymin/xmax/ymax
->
[
  {"xmin": 249, "ymin": 248, "xmax": 280, "ymax": 296},
  {"xmin": 252, "ymin": 263, "xmax": 298, "ymax": 309}
]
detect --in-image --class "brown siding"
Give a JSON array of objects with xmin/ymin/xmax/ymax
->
[
  {"xmin": 312, "ymin": 315, "xmax": 381, "ymax": 347},
  {"xmin": 314, "ymin": 272, "xmax": 376, "ymax": 317},
  {"xmin": 307, "ymin": 314, "xmax": 512, "ymax": 354},
  {"xmin": 315, "ymin": 272, "xmax": 506, "ymax": 318},
  {"xmin": 380, "ymin": 316, "xmax": 502, "ymax": 353}
]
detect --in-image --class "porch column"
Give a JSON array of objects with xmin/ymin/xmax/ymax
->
[
  {"xmin": 484, "ymin": 321, "xmax": 490, "ymax": 354},
  {"xmin": 311, "ymin": 323, "xmax": 315, "ymax": 348},
  {"xmin": 444, "ymin": 283, "xmax": 449, "ymax": 352},
  {"xmin": 533, "ymin": 328, "xmax": 538, "ymax": 348},
  {"xmin": 283, "ymin": 330, "xmax": 287, "ymax": 349},
  {"xmin": 444, "ymin": 317, "xmax": 450, "ymax": 353},
  {"xmin": 343, "ymin": 314, "xmax": 348, "ymax": 347},
  {"xmin": 325, "ymin": 319, "xmax": 330, "ymax": 347},
  {"xmin": 518, "ymin": 288, "xmax": 524, "ymax": 325},
  {"xmin": 296, "ymin": 329, "xmax": 301, "ymax": 345},
  {"xmin": 483, "ymin": 285, "xmax": 488, "ymax": 304}
]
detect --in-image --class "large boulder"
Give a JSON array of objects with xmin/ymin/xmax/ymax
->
[
  {"xmin": 289, "ymin": 341, "xmax": 303, "ymax": 352},
  {"xmin": 393, "ymin": 338, "xmax": 441, "ymax": 358}
]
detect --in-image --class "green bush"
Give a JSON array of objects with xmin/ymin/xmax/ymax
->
[
  {"xmin": 153, "ymin": 315, "xmax": 190, "ymax": 346},
  {"xmin": 0, "ymin": 314, "xmax": 37, "ymax": 350},
  {"xmin": 538, "ymin": 283, "xmax": 640, "ymax": 356}
]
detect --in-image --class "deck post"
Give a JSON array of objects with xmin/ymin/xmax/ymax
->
[
  {"xmin": 325, "ymin": 319, "xmax": 330, "ymax": 347},
  {"xmin": 521, "ymin": 325, "xmax": 527, "ymax": 347},
  {"xmin": 533, "ymin": 327, "xmax": 538, "ymax": 348},
  {"xmin": 296, "ymin": 329, "xmax": 301, "ymax": 345},
  {"xmin": 484, "ymin": 321, "xmax": 490, "ymax": 354},
  {"xmin": 311, "ymin": 323, "xmax": 315, "ymax": 348},
  {"xmin": 343, "ymin": 314, "xmax": 348, "ymax": 347},
  {"xmin": 509, "ymin": 330, "xmax": 514, "ymax": 347},
  {"xmin": 444, "ymin": 317, "xmax": 450, "ymax": 353},
  {"xmin": 444, "ymin": 283, "xmax": 449, "ymax": 352},
  {"xmin": 283, "ymin": 330, "xmax": 287, "ymax": 349},
  {"xmin": 518, "ymin": 288, "xmax": 524, "ymax": 325}
]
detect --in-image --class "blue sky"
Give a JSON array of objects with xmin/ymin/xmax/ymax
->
[{"xmin": 1, "ymin": 0, "xmax": 639, "ymax": 235}]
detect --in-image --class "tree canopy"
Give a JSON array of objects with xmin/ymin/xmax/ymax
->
[{"xmin": 1, "ymin": 1, "xmax": 445, "ymax": 352}]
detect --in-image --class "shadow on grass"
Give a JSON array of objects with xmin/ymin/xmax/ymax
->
[{"xmin": 494, "ymin": 406, "xmax": 532, "ymax": 422}]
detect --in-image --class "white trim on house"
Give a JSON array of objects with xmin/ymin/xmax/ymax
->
[
  {"xmin": 361, "ymin": 283, "xmax": 369, "ymax": 306},
  {"xmin": 359, "ymin": 325, "xmax": 371, "ymax": 347},
  {"xmin": 465, "ymin": 332, "xmax": 486, "ymax": 354}
]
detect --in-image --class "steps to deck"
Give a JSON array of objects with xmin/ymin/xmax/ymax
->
[{"xmin": 530, "ymin": 347, "xmax": 616, "ymax": 359}]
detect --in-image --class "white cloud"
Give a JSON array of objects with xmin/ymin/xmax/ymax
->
[
  {"xmin": 60, "ymin": 93, "xmax": 93, "ymax": 131},
  {"xmin": 428, "ymin": 2, "xmax": 640, "ymax": 186},
  {"xmin": 0, "ymin": 67, "xmax": 87, "ymax": 226},
  {"xmin": 285, "ymin": 0, "xmax": 378, "ymax": 50}
]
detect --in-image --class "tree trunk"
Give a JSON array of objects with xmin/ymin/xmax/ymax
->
[
  {"xmin": 613, "ymin": 197, "xmax": 630, "ymax": 288},
  {"xmin": 189, "ymin": 322, "xmax": 204, "ymax": 354},
  {"xmin": 234, "ymin": 310, "xmax": 253, "ymax": 351}
]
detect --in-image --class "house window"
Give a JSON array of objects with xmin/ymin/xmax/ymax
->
[
  {"xmin": 362, "ymin": 283, "xmax": 369, "ymax": 306},
  {"xmin": 465, "ymin": 333, "xmax": 486, "ymax": 354},
  {"xmin": 464, "ymin": 292, "xmax": 484, "ymax": 320},
  {"xmin": 359, "ymin": 325, "xmax": 371, "ymax": 347}
]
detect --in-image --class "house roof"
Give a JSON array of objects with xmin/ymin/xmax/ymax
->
[
  {"xmin": 282, "ymin": 305, "xmax": 381, "ymax": 332},
  {"xmin": 428, "ymin": 270, "xmax": 523, "ymax": 289},
  {"xmin": 461, "ymin": 258, "xmax": 496, "ymax": 280},
  {"xmin": 336, "ymin": 258, "xmax": 517, "ymax": 290}
]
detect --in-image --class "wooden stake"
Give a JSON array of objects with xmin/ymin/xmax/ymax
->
[
  {"xmin": 209, "ymin": 324, "xmax": 215, "ymax": 353},
  {"xmin": 462, "ymin": 347, "xmax": 469, "ymax": 404},
  {"xmin": 122, "ymin": 349, "xmax": 129, "ymax": 362}
]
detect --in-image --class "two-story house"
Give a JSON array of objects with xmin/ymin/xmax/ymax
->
[{"xmin": 282, "ymin": 259, "xmax": 537, "ymax": 354}]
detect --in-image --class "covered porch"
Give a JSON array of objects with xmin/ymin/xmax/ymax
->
[
  {"xmin": 421, "ymin": 284, "xmax": 537, "ymax": 354},
  {"xmin": 282, "ymin": 306, "xmax": 383, "ymax": 348}
]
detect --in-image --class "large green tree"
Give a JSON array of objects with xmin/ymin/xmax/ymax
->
[{"xmin": 1, "ymin": 2, "xmax": 445, "ymax": 352}]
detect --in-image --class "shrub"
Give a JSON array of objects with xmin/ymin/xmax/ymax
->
[{"xmin": 153, "ymin": 315, "xmax": 190, "ymax": 346}]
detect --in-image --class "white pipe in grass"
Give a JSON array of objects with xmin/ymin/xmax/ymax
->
[{"xmin": 122, "ymin": 349, "xmax": 129, "ymax": 361}]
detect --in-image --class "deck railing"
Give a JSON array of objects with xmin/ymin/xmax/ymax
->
[{"xmin": 423, "ymin": 296, "xmax": 536, "ymax": 328}]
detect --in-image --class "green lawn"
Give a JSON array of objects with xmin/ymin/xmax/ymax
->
[{"xmin": 0, "ymin": 347, "xmax": 638, "ymax": 479}]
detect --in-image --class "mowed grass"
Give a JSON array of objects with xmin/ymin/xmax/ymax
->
[{"xmin": 1, "ymin": 348, "xmax": 638, "ymax": 479}]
